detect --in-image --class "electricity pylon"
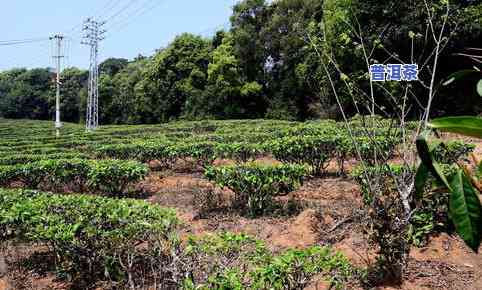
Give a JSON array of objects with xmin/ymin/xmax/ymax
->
[{"xmin": 81, "ymin": 18, "xmax": 105, "ymax": 131}]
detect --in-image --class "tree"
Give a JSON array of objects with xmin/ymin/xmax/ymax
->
[
  {"xmin": 110, "ymin": 59, "xmax": 149, "ymax": 124},
  {"xmin": 59, "ymin": 68, "xmax": 88, "ymax": 123},
  {"xmin": 186, "ymin": 33, "xmax": 263, "ymax": 119},
  {"xmin": 261, "ymin": 0, "xmax": 327, "ymax": 120},
  {"xmin": 230, "ymin": 0, "xmax": 269, "ymax": 84},
  {"xmin": 100, "ymin": 58, "xmax": 129, "ymax": 77},
  {"xmin": 138, "ymin": 33, "xmax": 211, "ymax": 123},
  {"xmin": 0, "ymin": 68, "xmax": 52, "ymax": 120}
]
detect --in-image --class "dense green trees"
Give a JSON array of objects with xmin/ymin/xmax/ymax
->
[
  {"xmin": 0, "ymin": 0, "xmax": 480, "ymax": 124},
  {"xmin": 138, "ymin": 33, "xmax": 211, "ymax": 123},
  {"xmin": 202, "ymin": 34, "xmax": 264, "ymax": 119},
  {"xmin": 0, "ymin": 68, "xmax": 52, "ymax": 119},
  {"xmin": 60, "ymin": 68, "xmax": 88, "ymax": 123}
]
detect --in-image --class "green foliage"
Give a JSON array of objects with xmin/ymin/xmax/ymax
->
[
  {"xmin": 99, "ymin": 58, "xmax": 129, "ymax": 76},
  {"xmin": 352, "ymin": 162, "xmax": 465, "ymax": 247},
  {"xmin": 0, "ymin": 189, "xmax": 179, "ymax": 284},
  {"xmin": 250, "ymin": 247, "xmax": 354, "ymax": 290},
  {"xmin": 268, "ymin": 135, "xmax": 339, "ymax": 175},
  {"xmin": 204, "ymin": 163, "xmax": 306, "ymax": 216},
  {"xmin": 416, "ymin": 119, "xmax": 482, "ymax": 252},
  {"xmin": 184, "ymin": 232, "xmax": 356, "ymax": 290},
  {"xmin": 431, "ymin": 140, "xmax": 475, "ymax": 164},
  {"xmin": 351, "ymin": 164, "xmax": 409, "ymax": 204},
  {"xmin": 215, "ymin": 142, "xmax": 264, "ymax": 162},
  {"xmin": 448, "ymin": 170, "xmax": 482, "ymax": 252},
  {"xmin": 0, "ymin": 68, "xmax": 52, "ymax": 120},
  {"xmin": 0, "ymin": 159, "xmax": 148, "ymax": 195},
  {"xmin": 95, "ymin": 141, "xmax": 174, "ymax": 166},
  {"xmin": 139, "ymin": 33, "xmax": 212, "ymax": 123},
  {"xmin": 189, "ymin": 33, "xmax": 264, "ymax": 119},
  {"xmin": 0, "ymin": 152, "xmax": 89, "ymax": 166},
  {"xmin": 2, "ymin": 0, "xmax": 480, "ymax": 122},
  {"xmin": 429, "ymin": 116, "xmax": 482, "ymax": 139}
]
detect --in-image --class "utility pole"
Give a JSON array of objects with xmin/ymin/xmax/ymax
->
[
  {"xmin": 50, "ymin": 34, "xmax": 64, "ymax": 137},
  {"xmin": 81, "ymin": 18, "xmax": 105, "ymax": 131}
]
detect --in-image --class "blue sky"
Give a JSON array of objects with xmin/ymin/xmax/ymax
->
[{"xmin": 0, "ymin": 0, "xmax": 237, "ymax": 71}]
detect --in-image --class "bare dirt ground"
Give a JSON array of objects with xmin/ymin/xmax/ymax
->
[
  {"xmin": 142, "ymin": 169, "xmax": 482, "ymax": 290},
  {"xmin": 2, "ymin": 140, "xmax": 482, "ymax": 290}
]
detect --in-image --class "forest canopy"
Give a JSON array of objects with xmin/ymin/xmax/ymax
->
[{"xmin": 0, "ymin": 0, "xmax": 481, "ymax": 124}]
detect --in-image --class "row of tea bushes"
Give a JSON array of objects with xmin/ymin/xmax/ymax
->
[
  {"xmin": 0, "ymin": 189, "xmax": 179, "ymax": 287},
  {"xmin": 0, "ymin": 152, "xmax": 90, "ymax": 166},
  {"xmin": 0, "ymin": 158, "xmax": 148, "ymax": 195},
  {"xmin": 0, "ymin": 190, "xmax": 356, "ymax": 289},
  {"xmin": 94, "ymin": 140, "xmax": 266, "ymax": 167}
]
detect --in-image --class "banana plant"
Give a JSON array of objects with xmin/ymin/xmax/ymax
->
[{"xmin": 415, "ymin": 116, "xmax": 482, "ymax": 252}]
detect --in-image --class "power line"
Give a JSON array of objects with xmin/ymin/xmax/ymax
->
[
  {"xmin": 0, "ymin": 40, "xmax": 52, "ymax": 69},
  {"xmin": 104, "ymin": 0, "xmax": 156, "ymax": 30},
  {"xmin": 63, "ymin": 0, "xmax": 122, "ymax": 36},
  {"xmin": 104, "ymin": 0, "xmax": 167, "ymax": 38},
  {"xmin": 0, "ymin": 37, "xmax": 48, "ymax": 43},
  {"xmin": 95, "ymin": 0, "xmax": 123, "ymax": 19},
  {"xmin": 103, "ymin": 0, "xmax": 141, "ymax": 23},
  {"xmin": 0, "ymin": 38, "xmax": 49, "ymax": 46}
]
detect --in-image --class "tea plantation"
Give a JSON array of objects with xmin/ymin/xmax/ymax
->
[{"xmin": 0, "ymin": 117, "xmax": 476, "ymax": 289}]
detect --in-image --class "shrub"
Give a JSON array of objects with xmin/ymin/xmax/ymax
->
[
  {"xmin": 353, "ymin": 135, "xmax": 399, "ymax": 165},
  {"xmin": 204, "ymin": 163, "xmax": 306, "ymax": 216},
  {"xmin": 267, "ymin": 135, "xmax": 339, "ymax": 175},
  {"xmin": 0, "ymin": 153, "xmax": 89, "ymax": 166},
  {"xmin": 0, "ymin": 189, "xmax": 179, "ymax": 287},
  {"xmin": 351, "ymin": 164, "xmax": 411, "ymax": 204},
  {"xmin": 86, "ymin": 159, "xmax": 149, "ymax": 193},
  {"xmin": 215, "ymin": 142, "xmax": 264, "ymax": 163},
  {"xmin": 410, "ymin": 163, "xmax": 459, "ymax": 246},
  {"xmin": 174, "ymin": 141, "xmax": 218, "ymax": 168},
  {"xmin": 352, "ymin": 163, "xmax": 461, "ymax": 248},
  {"xmin": 94, "ymin": 141, "xmax": 174, "ymax": 167},
  {"xmin": 351, "ymin": 164, "xmax": 413, "ymax": 285},
  {"xmin": 0, "ymin": 159, "xmax": 148, "ymax": 195},
  {"xmin": 183, "ymin": 232, "xmax": 356, "ymax": 290},
  {"xmin": 251, "ymin": 247, "xmax": 354, "ymax": 289},
  {"xmin": 431, "ymin": 140, "xmax": 475, "ymax": 164}
]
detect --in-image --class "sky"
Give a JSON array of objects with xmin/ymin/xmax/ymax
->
[{"xmin": 0, "ymin": 0, "xmax": 237, "ymax": 71}]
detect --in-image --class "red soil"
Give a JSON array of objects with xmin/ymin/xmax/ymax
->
[{"xmin": 2, "ymin": 139, "xmax": 482, "ymax": 289}]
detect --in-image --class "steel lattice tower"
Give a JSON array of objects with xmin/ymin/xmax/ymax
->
[{"xmin": 81, "ymin": 18, "xmax": 105, "ymax": 131}]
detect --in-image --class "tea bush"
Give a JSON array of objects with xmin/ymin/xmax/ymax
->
[
  {"xmin": 0, "ymin": 159, "xmax": 148, "ymax": 195},
  {"xmin": 0, "ymin": 189, "xmax": 179, "ymax": 286},
  {"xmin": 351, "ymin": 164, "xmax": 410, "ymax": 204},
  {"xmin": 431, "ymin": 140, "xmax": 475, "ymax": 164},
  {"xmin": 268, "ymin": 135, "xmax": 339, "ymax": 175},
  {"xmin": 0, "ymin": 152, "xmax": 89, "ymax": 166},
  {"xmin": 352, "ymin": 163, "xmax": 458, "ymax": 246},
  {"xmin": 94, "ymin": 141, "xmax": 174, "ymax": 165},
  {"xmin": 204, "ymin": 163, "xmax": 306, "ymax": 216},
  {"xmin": 215, "ymin": 142, "xmax": 264, "ymax": 162},
  {"xmin": 183, "ymin": 232, "xmax": 356, "ymax": 290},
  {"xmin": 353, "ymin": 135, "xmax": 399, "ymax": 164},
  {"xmin": 351, "ymin": 163, "xmax": 413, "ymax": 284},
  {"xmin": 174, "ymin": 141, "xmax": 218, "ymax": 168}
]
